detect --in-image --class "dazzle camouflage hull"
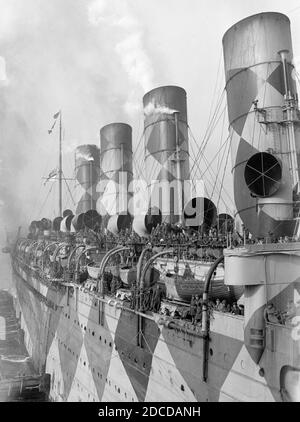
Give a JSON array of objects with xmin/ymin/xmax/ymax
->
[{"xmin": 10, "ymin": 244, "xmax": 300, "ymax": 402}]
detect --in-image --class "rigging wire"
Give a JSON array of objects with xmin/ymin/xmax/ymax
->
[
  {"xmin": 188, "ymin": 126, "xmax": 235, "ymax": 210},
  {"xmin": 211, "ymin": 128, "xmax": 230, "ymax": 199},
  {"xmin": 288, "ymin": 5, "xmax": 300, "ymax": 14},
  {"xmin": 133, "ymin": 128, "xmax": 146, "ymax": 179},
  {"xmin": 190, "ymin": 95, "xmax": 227, "ymax": 174},
  {"xmin": 206, "ymin": 48, "xmax": 224, "ymax": 130},
  {"xmin": 63, "ymin": 171, "xmax": 76, "ymax": 208},
  {"xmin": 188, "ymin": 126, "xmax": 230, "ymax": 181},
  {"xmin": 197, "ymin": 90, "xmax": 226, "ymax": 160},
  {"xmin": 188, "ymin": 136, "xmax": 200, "ymax": 184},
  {"xmin": 189, "ymin": 150, "xmax": 233, "ymax": 213},
  {"xmin": 216, "ymin": 135, "xmax": 232, "ymax": 210},
  {"xmin": 201, "ymin": 149, "xmax": 235, "ymax": 209},
  {"xmin": 29, "ymin": 147, "xmax": 54, "ymax": 222},
  {"xmin": 217, "ymin": 106, "xmax": 227, "ymax": 173},
  {"xmin": 36, "ymin": 182, "xmax": 55, "ymax": 219}
]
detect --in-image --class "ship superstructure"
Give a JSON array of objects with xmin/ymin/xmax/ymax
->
[{"xmin": 3, "ymin": 12, "xmax": 300, "ymax": 402}]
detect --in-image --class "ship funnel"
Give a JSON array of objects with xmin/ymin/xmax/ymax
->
[
  {"xmin": 143, "ymin": 86, "xmax": 190, "ymax": 224},
  {"xmin": 75, "ymin": 144, "xmax": 100, "ymax": 214},
  {"xmin": 99, "ymin": 123, "xmax": 133, "ymax": 218},
  {"xmin": 183, "ymin": 197, "xmax": 217, "ymax": 231},
  {"xmin": 223, "ymin": 12, "xmax": 299, "ymax": 237},
  {"xmin": 132, "ymin": 207, "xmax": 162, "ymax": 237}
]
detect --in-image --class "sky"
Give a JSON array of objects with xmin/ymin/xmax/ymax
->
[{"xmin": 0, "ymin": 0, "xmax": 300, "ymax": 287}]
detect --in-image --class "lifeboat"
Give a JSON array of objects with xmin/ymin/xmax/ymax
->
[
  {"xmin": 119, "ymin": 266, "xmax": 137, "ymax": 286},
  {"xmin": 162, "ymin": 272, "xmax": 239, "ymax": 302},
  {"xmin": 87, "ymin": 262, "xmax": 102, "ymax": 280},
  {"xmin": 144, "ymin": 266, "xmax": 160, "ymax": 287},
  {"xmin": 105, "ymin": 266, "xmax": 120, "ymax": 278}
]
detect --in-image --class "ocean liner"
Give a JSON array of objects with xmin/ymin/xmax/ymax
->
[{"xmin": 2, "ymin": 12, "xmax": 300, "ymax": 402}]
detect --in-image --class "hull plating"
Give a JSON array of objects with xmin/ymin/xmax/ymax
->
[{"xmin": 10, "ymin": 255, "xmax": 298, "ymax": 402}]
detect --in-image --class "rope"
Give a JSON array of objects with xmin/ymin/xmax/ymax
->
[
  {"xmin": 36, "ymin": 182, "xmax": 55, "ymax": 218},
  {"xmin": 217, "ymin": 135, "xmax": 231, "ymax": 210},
  {"xmin": 188, "ymin": 126, "xmax": 235, "ymax": 208},
  {"xmin": 62, "ymin": 171, "xmax": 76, "ymax": 207},
  {"xmin": 190, "ymin": 91, "xmax": 226, "ymax": 173},
  {"xmin": 133, "ymin": 127, "xmax": 146, "ymax": 179},
  {"xmin": 206, "ymin": 48, "xmax": 223, "ymax": 131}
]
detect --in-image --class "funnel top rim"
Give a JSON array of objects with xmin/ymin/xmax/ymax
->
[
  {"xmin": 75, "ymin": 144, "xmax": 99, "ymax": 150},
  {"xmin": 143, "ymin": 85, "xmax": 187, "ymax": 100},
  {"xmin": 100, "ymin": 122, "xmax": 132, "ymax": 132},
  {"xmin": 222, "ymin": 12, "xmax": 290, "ymax": 44}
]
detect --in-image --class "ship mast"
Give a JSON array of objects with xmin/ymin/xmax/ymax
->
[{"xmin": 59, "ymin": 110, "xmax": 63, "ymax": 217}]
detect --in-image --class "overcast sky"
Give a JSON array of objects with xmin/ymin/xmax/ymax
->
[{"xmin": 0, "ymin": 0, "xmax": 300, "ymax": 241}]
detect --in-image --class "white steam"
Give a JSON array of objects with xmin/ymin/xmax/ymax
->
[
  {"xmin": 0, "ymin": 0, "xmax": 157, "ymax": 232},
  {"xmin": 144, "ymin": 101, "xmax": 179, "ymax": 116},
  {"xmin": 88, "ymin": 0, "xmax": 155, "ymax": 116},
  {"xmin": 76, "ymin": 151, "xmax": 95, "ymax": 162},
  {"xmin": 0, "ymin": 56, "xmax": 8, "ymax": 84}
]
